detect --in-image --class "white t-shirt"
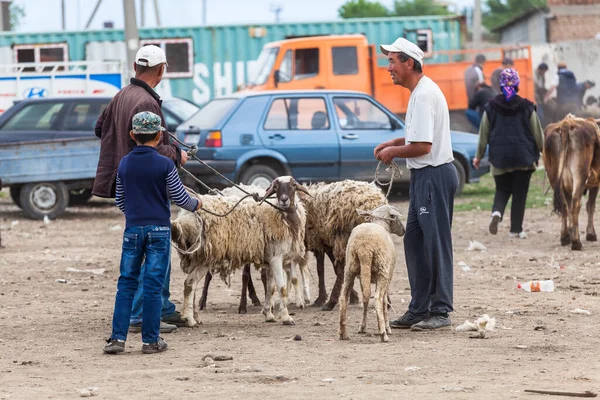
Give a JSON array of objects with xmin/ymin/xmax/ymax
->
[{"xmin": 404, "ymin": 76, "xmax": 454, "ymax": 169}]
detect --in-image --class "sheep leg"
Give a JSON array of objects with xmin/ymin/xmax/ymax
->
[
  {"xmin": 358, "ymin": 262, "xmax": 371, "ymax": 334},
  {"xmin": 287, "ymin": 262, "xmax": 304, "ymax": 309},
  {"xmin": 262, "ymin": 267, "xmax": 276, "ymax": 323},
  {"xmin": 338, "ymin": 261, "xmax": 357, "ymax": 341},
  {"xmin": 311, "ymin": 250, "xmax": 328, "ymax": 307},
  {"xmin": 247, "ymin": 266, "xmax": 262, "ymax": 306},
  {"xmin": 239, "ymin": 265, "xmax": 250, "ymax": 314},
  {"xmin": 322, "ymin": 260, "xmax": 344, "ymax": 311},
  {"xmin": 271, "ymin": 257, "xmax": 294, "ymax": 325},
  {"xmin": 183, "ymin": 266, "xmax": 208, "ymax": 327},
  {"xmin": 375, "ymin": 283, "xmax": 390, "ymax": 342},
  {"xmin": 298, "ymin": 259, "xmax": 311, "ymax": 305},
  {"xmin": 383, "ymin": 289, "xmax": 392, "ymax": 335},
  {"xmin": 198, "ymin": 271, "xmax": 212, "ymax": 310}
]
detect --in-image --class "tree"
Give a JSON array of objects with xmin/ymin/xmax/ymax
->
[
  {"xmin": 338, "ymin": 0, "xmax": 390, "ymax": 18},
  {"xmin": 483, "ymin": 0, "xmax": 546, "ymax": 30},
  {"xmin": 9, "ymin": 2, "xmax": 25, "ymax": 30},
  {"xmin": 393, "ymin": 0, "xmax": 452, "ymax": 17}
]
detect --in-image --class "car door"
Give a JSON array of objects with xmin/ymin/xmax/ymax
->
[
  {"xmin": 59, "ymin": 100, "xmax": 109, "ymax": 139},
  {"xmin": 0, "ymin": 101, "xmax": 67, "ymax": 143},
  {"xmin": 333, "ymin": 95, "xmax": 407, "ymax": 181},
  {"xmin": 258, "ymin": 95, "xmax": 340, "ymax": 180}
]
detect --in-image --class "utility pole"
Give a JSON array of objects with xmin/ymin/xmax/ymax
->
[
  {"xmin": 270, "ymin": 3, "xmax": 282, "ymax": 24},
  {"xmin": 85, "ymin": 0, "xmax": 103, "ymax": 29},
  {"xmin": 473, "ymin": 0, "xmax": 482, "ymax": 49},
  {"xmin": 123, "ymin": 0, "xmax": 139, "ymax": 76},
  {"xmin": 140, "ymin": 0, "xmax": 145, "ymax": 27},
  {"xmin": 61, "ymin": 0, "xmax": 66, "ymax": 30},
  {"xmin": 153, "ymin": 0, "xmax": 161, "ymax": 26},
  {"xmin": 202, "ymin": 0, "xmax": 206, "ymax": 26}
]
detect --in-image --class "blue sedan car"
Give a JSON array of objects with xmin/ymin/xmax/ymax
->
[{"xmin": 176, "ymin": 90, "xmax": 489, "ymax": 194}]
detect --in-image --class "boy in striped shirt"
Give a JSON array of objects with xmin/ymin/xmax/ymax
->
[{"xmin": 104, "ymin": 111, "xmax": 201, "ymax": 355}]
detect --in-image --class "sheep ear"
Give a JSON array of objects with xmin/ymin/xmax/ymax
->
[
  {"xmin": 261, "ymin": 180, "xmax": 277, "ymax": 203},
  {"xmin": 389, "ymin": 207, "xmax": 401, "ymax": 217},
  {"xmin": 357, "ymin": 209, "xmax": 370, "ymax": 217}
]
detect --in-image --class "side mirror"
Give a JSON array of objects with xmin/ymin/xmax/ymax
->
[{"xmin": 274, "ymin": 70, "xmax": 280, "ymax": 88}]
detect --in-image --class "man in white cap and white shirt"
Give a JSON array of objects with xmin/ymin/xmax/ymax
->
[
  {"xmin": 94, "ymin": 45, "xmax": 188, "ymax": 332},
  {"xmin": 374, "ymin": 37, "xmax": 457, "ymax": 331}
]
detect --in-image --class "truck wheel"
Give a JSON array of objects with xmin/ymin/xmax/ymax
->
[
  {"xmin": 452, "ymin": 159, "xmax": 466, "ymax": 195},
  {"xmin": 19, "ymin": 182, "xmax": 69, "ymax": 220},
  {"xmin": 68, "ymin": 188, "xmax": 93, "ymax": 206},
  {"xmin": 239, "ymin": 165, "xmax": 279, "ymax": 189},
  {"xmin": 9, "ymin": 186, "xmax": 22, "ymax": 209}
]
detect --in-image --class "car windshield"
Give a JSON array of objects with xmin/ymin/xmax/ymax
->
[
  {"xmin": 249, "ymin": 47, "xmax": 279, "ymax": 85},
  {"xmin": 184, "ymin": 98, "xmax": 238, "ymax": 129},
  {"xmin": 163, "ymin": 98, "xmax": 200, "ymax": 121}
]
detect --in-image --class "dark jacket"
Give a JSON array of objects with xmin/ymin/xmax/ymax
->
[
  {"xmin": 484, "ymin": 95, "xmax": 538, "ymax": 170},
  {"xmin": 92, "ymin": 78, "xmax": 181, "ymax": 198},
  {"xmin": 468, "ymin": 84, "xmax": 496, "ymax": 116},
  {"xmin": 556, "ymin": 69, "xmax": 578, "ymax": 105}
]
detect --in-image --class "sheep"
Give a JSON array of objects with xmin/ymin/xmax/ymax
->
[
  {"xmin": 198, "ymin": 183, "xmax": 310, "ymax": 312},
  {"xmin": 170, "ymin": 176, "xmax": 308, "ymax": 326},
  {"xmin": 299, "ymin": 180, "xmax": 387, "ymax": 311},
  {"xmin": 338, "ymin": 204, "xmax": 405, "ymax": 343}
]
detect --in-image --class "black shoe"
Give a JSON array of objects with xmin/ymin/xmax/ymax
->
[
  {"xmin": 129, "ymin": 321, "xmax": 178, "ymax": 334},
  {"xmin": 411, "ymin": 313, "xmax": 452, "ymax": 331},
  {"xmin": 103, "ymin": 338, "xmax": 125, "ymax": 354},
  {"xmin": 142, "ymin": 337, "xmax": 168, "ymax": 354},
  {"xmin": 161, "ymin": 311, "xmax": 188, "ymax": 327},
  {"xmin": 389, "ymin": 311, "xmax": 428, "ymax": 329}
]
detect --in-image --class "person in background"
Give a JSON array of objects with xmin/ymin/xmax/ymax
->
[
  {"xmin": 533, "ymin": 63, "xmax": 548, "ymax": 124},
  {"xmin": 465, "ymin": 81, "xmax": 495, "ymax": 130},
  {"xmin": 94, "ymin": 45, "xmax": 189, "ymax": 333},
  {"xmin": 464, "ymin": 54, "xmax": 486, "ymax": 103},
  {"xmin": 103, "ymin": 111, "xmax": 201, "ymax": 355},
  {"xmin": 491, "ymin": 58, "xmax": 514, "ymax": 94},
  {"xmin": 544, "ymin": 62, "xmax": 578, "ymax": 106},
  {"xmin": 472, "ymin": 68, "xmax": 544, "ymax": 239},
  {"xmin": 575, "ymin": 80, "xmax": 596, "ymax": 111}
]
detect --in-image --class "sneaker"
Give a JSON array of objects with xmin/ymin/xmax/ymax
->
[
  {"xmin": 411, "ymin": 313, "xmax": 452, "ymax": 331},
  {"xmin": 142, "ymin": 337, "xmax": 168, "ymax": 354},
  {"xmin": 161, "ymin": 311, "xmax": 188, "ymax": 327},
  {"xmin": 129, "ymin": 321, "xmax": 178, "ymax": 334},
  {"xmin": 389, "ymin": 311, "xmax": 428, "ymax": 329},
  {"xmin": 489, "ymin": 211, "xmax": 501, "ymax": 235},
  {"xmin": 103, "ymin": 338, "xmax": 125, "ymax": 354},
  {"xmin": 509, "ymin": 231, "xmax": 527, "ymax": 239}
]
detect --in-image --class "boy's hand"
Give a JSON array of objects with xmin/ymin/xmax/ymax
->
[{"xmin": 196, "ymin": 199, "xmax": 202, "ymax": 211}]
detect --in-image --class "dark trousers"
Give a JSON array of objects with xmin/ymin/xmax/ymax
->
[
  {"xmin": 492, "ymin": 170, "xmax": 534, "ymax": 233},
  {"xmin": 404, "ymin": 163, "xmax": 458, "ymax": 316}
]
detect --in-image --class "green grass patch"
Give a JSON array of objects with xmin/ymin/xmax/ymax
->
[{"xmin": 455, "ymin": 169, "xmax": 551, "ymax": 212}]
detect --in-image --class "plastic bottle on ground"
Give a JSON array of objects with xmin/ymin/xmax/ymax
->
[{"xmin": 517, "ymin": 280, "xmax": 555, "ymax": 292}]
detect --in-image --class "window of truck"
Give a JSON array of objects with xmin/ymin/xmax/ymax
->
[
  {"xmin": 14, "ymin": 43, "xmax": 68, "ymax": 72},
  {"xmin": 294, "ymin": 48, "xmax": 319, "ymax": 80},
  {"xmin": 250, "ymin": 47, "xmax": 279, "ymax": 85},
  {"xmin": 264, "ymin": 97, "xmax": 329, "ymax": 130},
  {"xmin": 140, "ymin": 38, "xmax": 193, "ymax": 78},
  {"xmin": 1, "ymin": 102, "xmax": 65, "ymax": 131},
  {"xmin": 278, "ymin": 50, "xmax": 293, "ymax": 83},
  {"xmin": 332, "ymin": 46, "xmax": 358, "ymax": 75},
  {"xmin": 333, "ymin": 97, "xmax": 392, "ymax": 130}
]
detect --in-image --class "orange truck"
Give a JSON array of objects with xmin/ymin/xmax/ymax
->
[{"xmin": 244, "ymin": 34, "xmax": 533, "ymax": 114}]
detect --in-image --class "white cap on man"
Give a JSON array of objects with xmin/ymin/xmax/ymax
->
[
  {"xmin": 380, "ymin": 37, "xmax": 424, "ymax": 65},
  {"xmin": 135, "ymin": 45, "xmax": 168, "ymax": 67}
]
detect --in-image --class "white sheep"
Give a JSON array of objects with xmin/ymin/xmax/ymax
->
[
  {"xmin": 171, "ymin": 176, "xmax": 308, "ymax": 326},
  {"xmin": 338, "ymin": 204, "xmax": 405, "ymax": 343}
]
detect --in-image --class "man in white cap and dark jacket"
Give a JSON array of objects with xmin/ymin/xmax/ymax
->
[
  {"xmin": 374, "ymin": 37, "xmax": 457, "ymax": 331},
  {"xmin": 94, "ymin": 45, "xmax": 189, "ymax": 332}
]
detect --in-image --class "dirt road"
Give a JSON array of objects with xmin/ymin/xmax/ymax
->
[{"xmin": 1, "ymin": 194, "xmax": 599, "ymax": 399}]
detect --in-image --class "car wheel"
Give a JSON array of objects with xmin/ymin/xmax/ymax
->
[
  {"xmin": 452, "ymin": 158, "xmax": 466, "ymax": 195},
  {"xmin": 239, "ymin": 164, "xmax": 279, "ymax": 189},
  {"xmin": 68, "ymin": 188, "xmax": 93, "ymax": 206},
  {"xmin": 19, "ymin": 182, "xmax": 69, "ymax": 220},
  {"xmin": 9, "ymin": 186, "xmax": 22, "ymax": 209}
]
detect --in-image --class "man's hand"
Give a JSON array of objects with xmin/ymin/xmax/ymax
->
[
  {"xmin": 377, "ymin": 147, "xmax": 396, "ymax": 165},
  {"xmin": 181, "ymin": 150, "xmax": 189, "ymax": 165},
  {"xmin": 472, "ymin": 157, "xmax": 480, "ymax": 169},
  {"xmin": 374, "ymin": 141, "xmax": 390, "ymax": 159}
]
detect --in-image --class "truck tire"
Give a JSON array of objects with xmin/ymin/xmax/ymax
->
[
  {"xmin": 19, "ymin": 182, "xmax": 69, "ymax": 220},
  {"xmin": 68, "ymin": 188, "xmax": 93, "ymax": 206},
  {"xmin": 452, "ymin": 158, "xmax": 466, "ymax": 196},
  {"xmin": 9, "ymin": 186, "xmax": 22, "ymax": 209},
  {"xmin": 239, "ymin": 164, "xmax": 279, "ymax": 189}
]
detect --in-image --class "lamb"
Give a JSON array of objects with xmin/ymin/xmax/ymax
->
[
  {"xmin": 338, "ymin": 204, "xmax": 405, "ymax": 343},
  {"xmin": 301, "ymin": 180, "xmax": 387, "ymax": 311},
  {"xmin": 170, "ymin": 176, "xmax": 308, "ymax": 326}
]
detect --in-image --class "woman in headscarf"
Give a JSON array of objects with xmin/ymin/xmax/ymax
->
[{"xmin": 472, "ymin": 68, "xmax": 544, "ymax": 239}]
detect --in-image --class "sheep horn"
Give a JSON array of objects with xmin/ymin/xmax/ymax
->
[
  {"xmin": 294, "ymin": 182, "xmax": 312, "ymax": 197},
  {"xmin": 260, "ymin": 181, "xmax": 277, "ymax": 204}
]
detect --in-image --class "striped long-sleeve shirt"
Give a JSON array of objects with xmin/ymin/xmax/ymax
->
[{"xmin": 115, "ymin": 145, "xmax": 199, "ymax": 228}]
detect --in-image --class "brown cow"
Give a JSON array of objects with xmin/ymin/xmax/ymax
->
[{"xmin": 543, "ymin": 114, "xmax": 600, "ymax": 250}]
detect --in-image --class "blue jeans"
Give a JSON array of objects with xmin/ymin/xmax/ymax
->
[
  {"xmin": 129, "ymin": 260, "xmax": 176, "ymax": 325},
  {"xmin": 111, "ymin": 225, "xmax": 171, "ymax": 343},
  {"xmin": 465, "ymin": 109, "xmax": 482, "ymax": 130}
]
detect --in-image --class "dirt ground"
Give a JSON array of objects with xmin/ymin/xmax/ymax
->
[{"xmin": 1, "ymin": 191, "xmax": 600, "ymax": 400}]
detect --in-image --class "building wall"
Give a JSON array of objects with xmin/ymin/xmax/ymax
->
[
  {"xmin": 547, "ymin": 0, "xmax": 600, "ymax": 41},
  {"xmin": 499, "ymin": 12, "xmax": 548, "ymax": 44}
]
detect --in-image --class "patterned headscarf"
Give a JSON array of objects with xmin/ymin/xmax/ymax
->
[{"xmin": 499, "ymin": 68, "xmax": 520, "ymax": 101}]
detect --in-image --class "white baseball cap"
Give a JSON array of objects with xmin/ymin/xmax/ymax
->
[
  {"xmin": 135, "ymin": 45, "xmax": 168, "ymax": 67},
  {"xmin": 380, "ymin": 37, "xmax": 424, "ymax": 65}
]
